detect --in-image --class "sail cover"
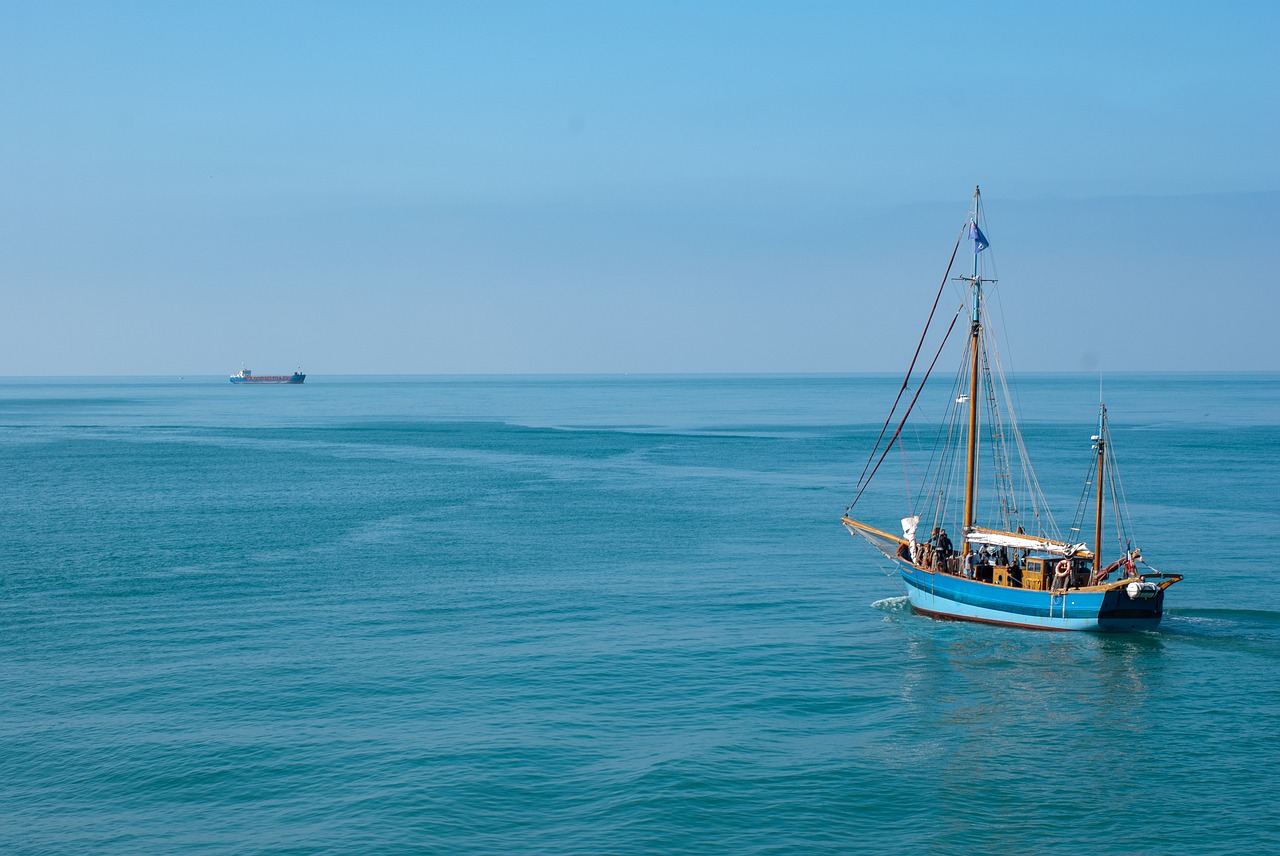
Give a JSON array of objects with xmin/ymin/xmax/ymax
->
[
  {"xmin": 902, "ymin": 515, "xmax": 921, "ymax": 563},
  {"xmin": 965, "ymin": 526, "xmax": 1089, "ymax": 557}
]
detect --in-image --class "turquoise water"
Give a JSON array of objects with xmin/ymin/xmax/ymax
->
[{"xmin": 2, "ymin": 374, "xmax": 1278, "ymax": 854}]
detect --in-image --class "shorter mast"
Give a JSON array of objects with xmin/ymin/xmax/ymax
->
[{"xmin": 1093, "ymin": 404, "xmax": 1106, "ymax": 572}]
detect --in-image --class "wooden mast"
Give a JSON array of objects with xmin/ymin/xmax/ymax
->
[
  {"xmin": 961, "ymin": 186, "xmax": 982, "ymax": 542},
  {"xmin": 963, "ymin": 300, "xmax": 980, "ymax": 534},
  {"xmin": 1093, "ymin": 404, "xmax": 1106, "ymax": 573}
]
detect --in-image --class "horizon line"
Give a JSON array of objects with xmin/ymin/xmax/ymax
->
[{"xmin": 2, "ymin": 369, "xmax": 1278, "ymax": 380}]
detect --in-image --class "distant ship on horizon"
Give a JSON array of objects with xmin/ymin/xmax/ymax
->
[{"xmin": 229, "ymin": 367, "xmax": 306, "ymax": 384}]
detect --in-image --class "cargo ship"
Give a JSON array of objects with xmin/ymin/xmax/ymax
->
[{"xmin": 229, "ymin": 367, "xmax": 306, "ymax": 384}]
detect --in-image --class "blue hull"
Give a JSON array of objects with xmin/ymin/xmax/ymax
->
[{"xmin": 898, "ymin": 564, "xmax": 1165, "ymax": 632}]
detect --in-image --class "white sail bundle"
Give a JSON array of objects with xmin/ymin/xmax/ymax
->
[{"xmin": 965, "ymin": 526, "xmax": 1088, "ymax": 557}]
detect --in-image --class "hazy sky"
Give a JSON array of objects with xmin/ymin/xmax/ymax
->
[{"xmin": 2, "ymin": 0, "xmax": 1277, "ymax": 375}]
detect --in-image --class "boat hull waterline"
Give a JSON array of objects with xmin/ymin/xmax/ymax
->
[{"xmin": 900, "ymin": 563, "xmax": 1165, "ymax": 632}]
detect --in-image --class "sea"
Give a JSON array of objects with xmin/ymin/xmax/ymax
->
[{"xmin": 2, "ymin": 373, "xmax": 1278, "ymax": 855}]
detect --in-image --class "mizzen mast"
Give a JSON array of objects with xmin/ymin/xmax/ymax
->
[{"xmin": 1093, "ymin": 403, "xmax": 1107, "ymax": 573}]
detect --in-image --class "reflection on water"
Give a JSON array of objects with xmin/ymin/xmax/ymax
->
[
  {"xmin": 889, "ymin": 611, "xmax": 1173, "ymax": 753},
  {"xmin": 879, "ymin": 614, "xmax": 1195, "ymax": 848}
]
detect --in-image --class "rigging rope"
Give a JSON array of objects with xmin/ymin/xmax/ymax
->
[
  {"xmin": 852, "ymin": 225, "xmax": 966, "ymax": 495},
  {"xmin": 1105, "ymin": 430, "xmax": 1135, "ymax": 552},
  {"xmin": 982, "ymin": 300, "xmax": 1058, "ymax": 540},
  {"xmin": 914, "ymin": 334, "xmax": 969, "ymax": 529},
  {"xmin": 846, "ymin": 308, "xmax": 962, "ymax": 514}
]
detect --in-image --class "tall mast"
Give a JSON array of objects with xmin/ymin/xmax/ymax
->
[
  {"xmin": 1093, "ymin": 404, "xmax": 1106, "ymax": 572},
  {"xmin": 961, "ymin": 186, "xmax": 984, "ymax": 540}
]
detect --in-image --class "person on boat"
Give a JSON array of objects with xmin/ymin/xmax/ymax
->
[
  {"xmin": 964, "ymin": 551, "xmax": 979, "ymax": 579},
  {"xmin": 933, "ymin": 528, "xmax": 953, "ymax": 572}
]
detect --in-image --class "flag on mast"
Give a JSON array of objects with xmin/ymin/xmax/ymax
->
[{"xmin": 970, "ymin": 220, "xmax": 989, "ymax": 253}]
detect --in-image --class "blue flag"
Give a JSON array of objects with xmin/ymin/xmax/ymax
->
[
  {"xmin": 970, "ymin": 220, "xmax": 989, "ymax": 253},
  {"xmin": 967, "ymin": 218, "xmax": 988, "ymax": 252}
]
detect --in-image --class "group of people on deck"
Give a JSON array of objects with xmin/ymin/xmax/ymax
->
[
  {"xmin": 897, "ymin": 527, "xmax": 955, "ymax": 572},
  {"xmin": 897, "ymin": 527, "xmax": 1016, "ymax": 578},
  {"xmin": 892, "ymin": 520, "xmax": 1150, "ymax": 588}
]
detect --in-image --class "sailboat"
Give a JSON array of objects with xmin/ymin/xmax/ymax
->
[{"xmin": 842, "ymin": 187, "xmax": 1181, "ymax": 631}]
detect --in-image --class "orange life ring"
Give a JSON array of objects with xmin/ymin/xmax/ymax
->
[{"xmin": 1054, "ymin": 559, "xmax": 1071, "ymax": 578}]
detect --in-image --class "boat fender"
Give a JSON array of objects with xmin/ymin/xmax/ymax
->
[{"xmin": 1126, "ymin": 581, "xmax": 1159, "ymax": 600}]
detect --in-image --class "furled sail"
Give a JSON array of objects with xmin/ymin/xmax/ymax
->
[{"xmin": 965, "ymin": 526, "xmax": 1088, "ymax": 557}]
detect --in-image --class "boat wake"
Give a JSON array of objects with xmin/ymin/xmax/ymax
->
[
  {"xmin": 871, "ymin": 596, "xmax": 911, "ymax": 614},
  {"xmin": 1169, "ymin": 607, "xmax": 1280, "ymax": 625},
  {"xmin": 1159, "ymin": 608, "xmax": 1280, "ymax": 659}
]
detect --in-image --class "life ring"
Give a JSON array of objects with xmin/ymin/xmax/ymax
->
[{"xmin": 1054, "ymin": 559, "xmax": 1071, "ymax": 578}]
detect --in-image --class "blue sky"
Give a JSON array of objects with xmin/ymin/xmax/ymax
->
[{"xmin": 1, "ymin": 0, "xmax": 1277, "ymax": 375}]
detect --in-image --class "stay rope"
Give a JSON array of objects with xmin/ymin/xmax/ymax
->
[
  {"xmin": 850, "ymin": 225, "xmax": 966, "ymax": 498},
  {"xmin": 846, "ymin": 308, "xmax": 962, "ymax": 514}
]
